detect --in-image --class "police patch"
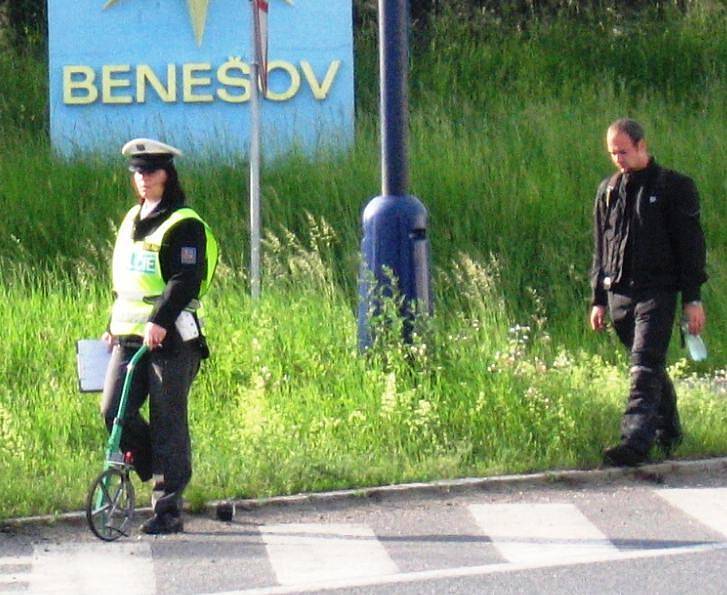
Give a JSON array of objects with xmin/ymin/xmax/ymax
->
[{"xmin": 180, "ymin": 247, "xmax": 197, "ymax": 265}]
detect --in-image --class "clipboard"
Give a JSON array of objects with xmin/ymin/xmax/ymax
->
[{"xmin": 76, "ymin": 339, "xmax": 112, "ymax": 393}]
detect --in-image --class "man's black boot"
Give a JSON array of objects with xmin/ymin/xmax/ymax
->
[
  {"xmin": 655, "ymin": 430, "xmax": 683, "ymax": 458},
  {"xmin": 603, "ymin": 443, "xmax": 647, "ymax": 467},
  {"xmin": 140, "ymin": 512, "xmax": 183, "ymax": 535}
]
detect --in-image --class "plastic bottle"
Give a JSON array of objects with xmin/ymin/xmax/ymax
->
[{"xmin": 682, "ymin": 319, "xmax": 707, "ymax": 362}]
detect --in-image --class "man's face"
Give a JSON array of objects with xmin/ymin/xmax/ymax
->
[{"xmin": 606, "ymin": 130, "xmax": 649, "ymax": 173}]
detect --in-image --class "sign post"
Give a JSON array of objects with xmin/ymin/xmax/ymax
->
[{"xmin": 249, "ymin": 0, "xmax": 265, "ymax": 299}]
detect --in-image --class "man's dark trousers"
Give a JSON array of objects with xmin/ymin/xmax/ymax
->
[{"xmin": 608, "ymin": 289, "xmax": 680, "ymax": 455}]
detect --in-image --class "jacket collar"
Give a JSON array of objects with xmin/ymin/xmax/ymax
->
[
  {"xmin": 623, "ymin": 157, "xmax": 657, "ymax": 187},
  {"xmin": 133, "ymin": 199, "xmax": 185, "ymax": 239}
]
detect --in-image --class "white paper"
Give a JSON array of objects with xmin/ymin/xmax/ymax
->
[
  {"xmin": 76, "ymin": 339, "xmax": 112, "ymax": 392},
  {"xmin": 175, "ymin": 311, "xmax": 200, "ymax": 341}
]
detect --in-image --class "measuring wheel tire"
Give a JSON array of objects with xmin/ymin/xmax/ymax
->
[{"xmin": 86, "ymin": 467, "xmax": 136, "ymax": 541}]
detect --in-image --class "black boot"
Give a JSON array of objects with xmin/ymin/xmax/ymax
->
[
  {"xmin": 655, "ymin": 430, "xmax": 683, "ymax": 457},
  {"xmin": 655, "ymin": 373, "xmax": 682, "ymax": 458},
  {"xmin": 140, "ymin": 512, "xmax": 183, "ymax": 535},
  {"xmin": 619, "ymin": 366, "xmax": 662, "ymax": 455},
  {"xmin": 603, "ymin": 443, "xmax": 647, "ymax": 467}
]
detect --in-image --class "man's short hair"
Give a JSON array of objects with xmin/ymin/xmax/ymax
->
[{"xmin": 608, "ymin": 118, "xmax": 646, "ymax": 143}]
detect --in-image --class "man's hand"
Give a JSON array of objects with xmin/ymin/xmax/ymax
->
[
  {"xmin": 683, "ymin": 302, "xmax": 706, "ymax": 335},
  {"xmin": 590, "ymin": 305, "xmax": 607, "ymax": 331},
  {"xmin": 143, "ymin": 322, "xmax": 167, "ymax": 350}
]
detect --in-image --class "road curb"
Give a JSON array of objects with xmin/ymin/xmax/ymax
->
[
  {"xmin": 4, "ymin": 456, "xmax": 726, "ymax": 529},
  {"xmin": 212, "ymin": 455, "xmax": 727, "ymax": 513}
]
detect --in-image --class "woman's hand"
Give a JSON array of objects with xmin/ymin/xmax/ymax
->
[
  {"xmin": 101, "ymin": 331, "xmax": 116, "ymax": 352},
  {"xmin": 143, "ymin": 322, "xmax": 167, "ymax": 350}
]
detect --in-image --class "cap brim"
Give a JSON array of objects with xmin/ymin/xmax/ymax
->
[
  {"xmin": 128, "ymin": 154, "xmax": 174, "ymax": 172},
  {"xmin": 128, "ymin": 164, "xmax": 161, "ymax": 173}
]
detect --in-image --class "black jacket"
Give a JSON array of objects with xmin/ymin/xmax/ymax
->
[
  {"xmin": 131, "ymin": 198, "xmax": 207, "ymax": 331},
  {"xmin": 590, "ymin": 159, "xmax": 707, "ymax": 306}
]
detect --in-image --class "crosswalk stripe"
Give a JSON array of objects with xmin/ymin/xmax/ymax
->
[
  {"xmin": 0, "ymin": 574, "xmax": 31, "ymax": 586},
  {"xmin": 218, "ymin": 542, "xmax": 727, "ymax": 595},
  {"xmin": 27, "ymin": 542, "xmax": 155, "ymax": 594},
  {"xmin": 656, "ymin": 487, "xmax": 727, "ymax": 537},
  {"xmin": 0, "ymin": 556, "xmax": 31, "ymax": 588},
  {"xmin": 0, "ymin": 556, "xmax": 30, "ymax": 566},
  {"xmin": 468, "ymin": 502, "xmax": 618, "ymax": 563},
  {"xmin": 260, "ymin": 522, "xmax": 398, "ymax": 586}
]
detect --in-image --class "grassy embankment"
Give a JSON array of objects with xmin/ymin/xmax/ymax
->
[{"xmin": 0, "ymin": 4, "xmax": 725, "ymax": 519}]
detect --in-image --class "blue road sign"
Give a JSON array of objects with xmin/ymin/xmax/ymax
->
[{"xmin": 48, "ymin": 0, "xmax": 354, "ymax": 157}]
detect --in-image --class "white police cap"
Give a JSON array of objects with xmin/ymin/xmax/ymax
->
[{"xmin": 121, "ymin": 138, "xmax": 183, "ymax": 172}]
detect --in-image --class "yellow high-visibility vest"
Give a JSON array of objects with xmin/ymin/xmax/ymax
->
[{"xmin": 110, "ymin": 205, "xmax": 218, "ymax": 336}]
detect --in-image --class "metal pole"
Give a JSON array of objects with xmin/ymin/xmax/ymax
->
[
  {"xmin": 249, "ymin": 1, "xmax": 261, "ymax": 299},
  {"xmin": 357, "ymin": 0, "xmax": 431, "ymax": 350},
  {"xmin": 379, "ymin": 0, "xmax": 409, "ymax": 197}
]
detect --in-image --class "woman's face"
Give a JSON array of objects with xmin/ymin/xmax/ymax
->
[{"xmin": 133, "ymin": 168, "xmax": 168, "ymax": 201}]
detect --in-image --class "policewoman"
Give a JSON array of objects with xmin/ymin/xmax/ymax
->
[{"xmin": 101, "ymin": 138, "xmax": 218, "ymax": 534}]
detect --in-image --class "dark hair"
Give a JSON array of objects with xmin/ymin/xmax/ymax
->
[
  {"xmin": 608, "ymin": 118, "xmax": 646, "ymax": 144},
  {"xmin": 160, "ymin": 163, "xmax": 187, "ymax": 205}
]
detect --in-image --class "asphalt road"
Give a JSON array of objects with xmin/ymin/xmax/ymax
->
[{"xmin": 2, "ymin": 459, "xmax": 727, "ymax": 594}]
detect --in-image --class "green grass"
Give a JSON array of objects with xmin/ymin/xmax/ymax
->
[
  {"xmin": 0, "ymin": 3, "xmax": 726, "ymax": 519},
  {"xmin": 1, "ymin": 259, "xmax": 724, "ymax": 519}
]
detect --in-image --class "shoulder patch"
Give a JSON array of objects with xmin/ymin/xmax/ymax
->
[{"xmin": 180, "ymin": 246, "xmax": 197, "ymax": 265}]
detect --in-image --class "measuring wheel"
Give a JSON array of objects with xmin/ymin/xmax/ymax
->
[
  {"xmin": 85, "ymin": 466, "xmax": 136, "ymax": 541},
  {"xmin": 85, "ymin": 345, "xmax": 147, "ymax": 541}
]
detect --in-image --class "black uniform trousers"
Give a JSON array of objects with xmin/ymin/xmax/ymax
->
[
  {"xmin": 101, "ymin": 341, "xmax": 201, "ymax": 516},
  {"xmin": 607, "ymin": 288, "xmax": 681, "ymax": 454}
]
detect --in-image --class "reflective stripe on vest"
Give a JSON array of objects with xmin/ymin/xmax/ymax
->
[{"xmin": 110, "ymin": 205, "xmax": 218, "ymax": 336}]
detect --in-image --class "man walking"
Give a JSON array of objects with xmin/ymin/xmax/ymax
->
[{"xmin": 590, "ymin": 118, "xmax": 707, "ymax": 467}]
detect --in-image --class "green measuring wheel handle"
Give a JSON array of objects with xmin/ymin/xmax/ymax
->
[{"xmin": 105, "ymin": 345, "xmax": 149, "ymax": 466}]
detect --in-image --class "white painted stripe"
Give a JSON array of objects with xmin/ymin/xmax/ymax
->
[
  {"xmin": 216, "ymin": 540, "xmax": 727, "ymax": 595},
  {"xmin": 27, "ymin": 542, "xmax": 154, "ymax": 594},
  {"xmin": 260, "ymin": 522, "xmax": 398, "ymax": 586},
  {"xmin": 657, "ymin": 487, "xmax": 727, "ymax": 537},
  {"xmin": 0, "ymin": 573, "xmax": 31, "ymax": 585},
  {"xmin": 469, "ymin": 502, "xmax": 618, "ymax": 563},
  {"xmin": 0, "ymin": 556, "xmax": 31, "ymax": 587},
  {"xmin": 0, "ymin": 555, "xmax": 30, "ymax": 566}
]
